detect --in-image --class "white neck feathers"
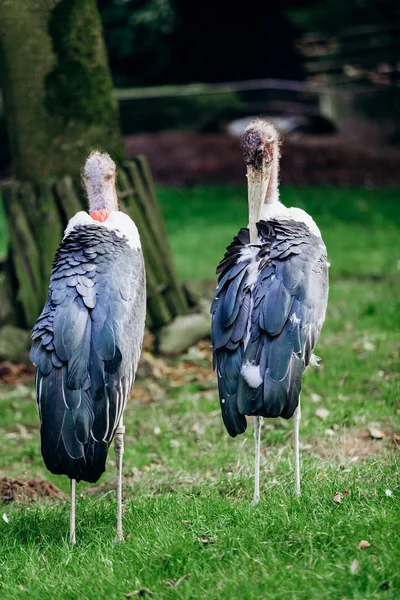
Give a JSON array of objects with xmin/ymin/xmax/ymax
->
[{"xmin": 63, "ymin": 211, "xmax": 141, "ymax": 250}]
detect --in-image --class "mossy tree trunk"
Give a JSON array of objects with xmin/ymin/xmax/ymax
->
[
  {"xmin": 0, "ymin": 0, "xmax": 123, "ymax": 181},
  {"xmin": 0, "ymin": 0, "xmax": 189, "ymax": 330}
]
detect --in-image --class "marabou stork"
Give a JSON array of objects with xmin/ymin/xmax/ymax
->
[
  {"xmin": 30, "ymin": 152, "xmax": 146, "ymax": 543},
  {"xmin": 211, "ymin": 120, "xmax": 329, "ymax": 502}
]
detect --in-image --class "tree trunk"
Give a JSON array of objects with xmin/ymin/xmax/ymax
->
[
  {"xmin": 0, "ymin": 0, "xmax": 123, "ymax": 182},
  {"xmin": 0, "ymin": 0, "xmax": 189, "ymax": 331}
]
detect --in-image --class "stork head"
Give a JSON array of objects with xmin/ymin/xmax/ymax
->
[
  {"xmin": 83, "ymin": 151, "xmax": 118, "ymax": 219},
  {"xmin": 241, "ymin": 120, "xmax": 280, "ymax": 242}
]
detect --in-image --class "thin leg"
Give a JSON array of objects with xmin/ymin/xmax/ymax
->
[
  {"xmin": 114, "ymin": 416, "xmax": 125, "ymax": 542},
  {"xmin": 70, "ymin": 478, "xmax": 76, "ymax": 545},
  {"xmin": 252, "ymin": 416, "xmax": 262, "ymax": 505},
  {"xmin": 293, "ymin": 401, "xmax": 301, "ymax": 497}
]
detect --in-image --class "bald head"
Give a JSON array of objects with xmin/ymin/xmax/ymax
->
[
  {"xmin": 241, "ymin": 119, "xmax": 280, "ymax": 172},
  {"xmin": 83, "ymin": 151, "xmax": 119, "ymax": 214}
]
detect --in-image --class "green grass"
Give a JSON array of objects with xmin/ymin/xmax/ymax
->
[{"xmin": 0, "ymin": 186, "xmax": 400, "ymax": 599}]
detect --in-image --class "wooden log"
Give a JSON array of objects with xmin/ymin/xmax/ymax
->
[
  {"xmin": 55, "ymin": 176, "xmax": 84, "ymax": 221},
  {"xmin": 123, "ymin": 161, "xmax": 189, "ymax": 317},
  {"xmin": 117, "ymin": 172, "xmax": 172, "ymax": 328},
  {"xmin": 0, "ymin": 258, "xmax": 20, "ymax": 326},
  {"xmin": 37, "ymin": 181, "xmax": 63, "ymax": 295},
  {"xmin": 134, "ymin": 155, "xmax": 171, "ymax": 257},
  {"xmin": 2, "ymin": 182, "xmax": 43, "ymax": 326},
  {"xmin": 125, "ymin": 158, "xmax": 168, "ymax": 252}
]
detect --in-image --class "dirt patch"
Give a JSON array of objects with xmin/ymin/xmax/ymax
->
[
  {"xmin": 0, "ymin": 361, "xmax": 35, "ymax": 385},
  {"xmin": 125, "ymin": 131, "xmax": 400, "ymax": 187},
  {"xmin": 310, "ymin": 427, "xmax": 399, "ymax": 463},
  {"xmin": 0, "ymin": 477, "xmax": 66, "ymax": 503}
]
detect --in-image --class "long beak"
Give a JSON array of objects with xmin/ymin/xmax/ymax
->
[{"xmin": 247, "ymin": 162, "xmax": 272, "ymax": 244}]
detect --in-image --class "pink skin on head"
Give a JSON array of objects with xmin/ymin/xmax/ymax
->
[{"xmin": 90, "ymin": 209, "xmax": 110, "ymax": 222}]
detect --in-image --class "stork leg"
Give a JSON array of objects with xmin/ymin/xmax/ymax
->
[
  {"xmin": 114, "ymin": 416, "xmax": 125, "ymax": 542},
  {"xmin": 69, "ymin": 478, "xmax": 76, "ymax": 545},
  {"xmin": 252, "ymin": 416, "xmax": 262, "ymax": 505},
  {"xmin": 293, "ymin": 400, "xmax": 301, "ymax": 497}
]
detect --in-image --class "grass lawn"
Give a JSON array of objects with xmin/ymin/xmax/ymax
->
[{"xmin": 0, "ymin": 186, "xmax": 399, "ymax": 599}]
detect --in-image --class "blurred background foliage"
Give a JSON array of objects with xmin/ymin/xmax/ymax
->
[
  {"xmin": 98, "ymin": 0, "xmax": 304, "ymax": 86},
  {"xmin": 288, "ymin": 0, "xmax": 400, "ymax": 33},
  {"xmin": 99, "ymin": 0, "xmax": 176, "ymax": 87}
]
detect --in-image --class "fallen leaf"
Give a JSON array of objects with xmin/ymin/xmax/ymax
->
[
  {"xmin": 125, "ymin": 588, "xmax": 154, "ymax": 598},
  {"xmin": 170, "ymin": 439, "xmax": 180, "ymax": 448},
  {"xmin": 363, "ymin": 341, "xmax": 375, "ymax": 351},
  {"xmin": 316, "ymin": 407, "xmax": 330, "ymax": 420},
  {"xmin": 311, "ymin": 393, "xmax": 321, "ymax": 403},
  {"xmin": 368, "ymin": 427, "xmax": 385, "ymax": 439},
  {"xmin": 166, "ymin": 573, "xmax": 192, "ymax": 588},
  {"xmin": 358, "ymin": 540, "xmax": 371, "ymax": 550},
  {"xmin": 2, "ymin": 513, "xmax": 9, "ymax": 523},
  {"xmin": 338, "ymin": 394, "xmax": 349, "ymax": 402},
  {"xmin": 333, "ymin": 492, "xmax": 343, "ymax": 503},
  {"xmin": 299, "ymin": 442, "xmax": 312, "ymax": 450},
  {"xmin": 343, "ymin": 489, "xmax": 351, "ymax": 495},
  {"xmin": 350, "ymin": 559, "xmax": 360, "ymax": 574},
  {"xmin": 198, "ymin": 535, "xmax": 218, "ymax": 544}
]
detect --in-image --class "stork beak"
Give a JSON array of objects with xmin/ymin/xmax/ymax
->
[{"xmin": 247, "ymin": 158, "xmax": 272, "ymax": 244}]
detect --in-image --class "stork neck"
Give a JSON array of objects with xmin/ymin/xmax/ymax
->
[
  {"xmin": 264, "ymin": 157, "xmax": 279, "ymax": 205},
  {"xmin": 86, "ymin": 182, "xmax": 118, "ymax": 213}
]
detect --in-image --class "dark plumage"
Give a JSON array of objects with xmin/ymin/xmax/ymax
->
[
  {"xmin": 211, "ymin": 218, "xmax": 329, "ymax": 437},
  {"xmin": 30, "ymin": 225, "xmax": 146, "ymax": 483}
]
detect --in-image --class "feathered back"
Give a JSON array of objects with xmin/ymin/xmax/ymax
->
[
  {"xmin": 211, "ymin": 219, "xmax": 328, "ymax": 437},
  {"xmin": 30, "ymin": 224, "xmax": 146, "ymax": 482}
]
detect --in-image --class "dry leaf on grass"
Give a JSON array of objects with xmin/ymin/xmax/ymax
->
[
  {"xmin": 316, "ymin": 407, "xmax": 330, "ymax": 420},
  {"xmin": 198, "ymin": 535, "xmax": 218, "ymax": 544},
  {"xmin": 358, "ymin": 540, "xmax": 371, "ymax": 549},
  {"xmin": 350, "ymin": 560, "xmax": 360, "ymax": 574},
  {"xmin": 166, "ymin": 574, "xmax": 192, "ymax": 588},
  {"xmin": 333, "ymin": 492, "xmax": 343, "ymax": 503},
  {"xmin": 125, "ymin": 588, "xmax": 154, "ymax": 598},
  {"xmin": 368, "ymin": 427, "xmax": 385, "ymax": 439}
]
